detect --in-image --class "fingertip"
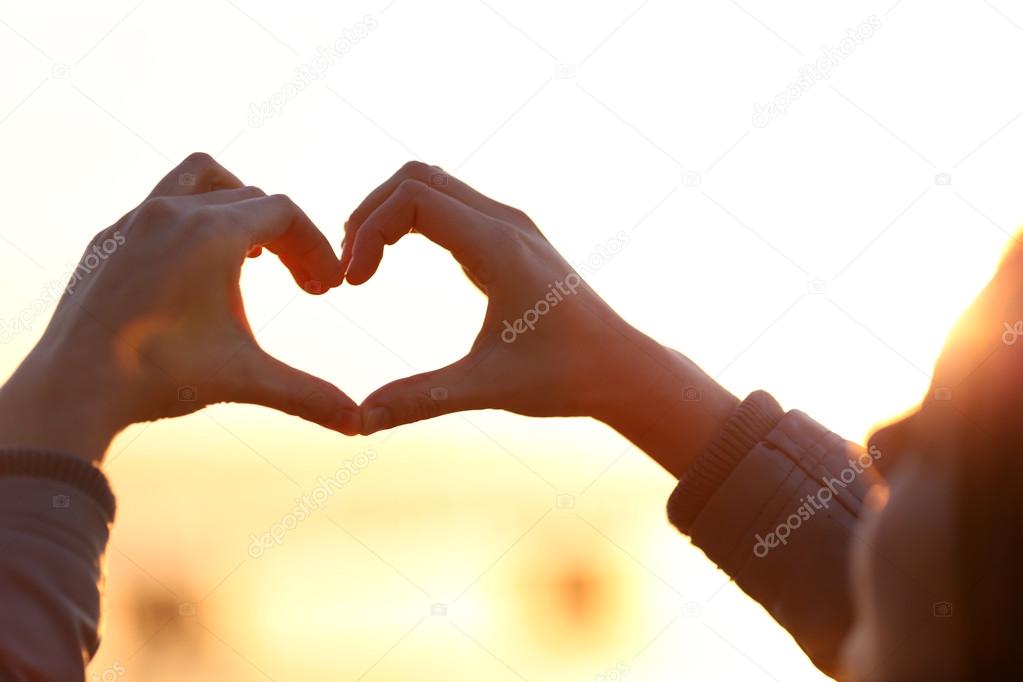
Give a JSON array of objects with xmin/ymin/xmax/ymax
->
[
  {"xmin": 345, "ymin": 269, "xmax": 368, "ymax": 286},
  {"xmin": 344, "ymin": 255, "xmax": 377, "ymax": 285},
  {"xmin": 303, "ymin": 280, "xmax": 326, "ymax": 295},
  {"xmin": 303, "ymin": 267, "xmax": 345, "ymax": 294},
  {"xmin": 361, "ymin": 406, "xmax": 392, "ymax": 436},
  {"xmin": 329, "ymin": 405, "xmax": 362, "ymax": 436}
]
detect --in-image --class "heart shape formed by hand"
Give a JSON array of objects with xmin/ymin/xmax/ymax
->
[{"xmin": 339, "ymin": 162, "xmax": 615, "ymax": 437}]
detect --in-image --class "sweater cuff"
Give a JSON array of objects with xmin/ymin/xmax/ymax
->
[
  {"xmin": 667, "ymin": 390, "xmax": 783, "ymax": 533},
  {"xmin": 0, "ymin": 449, "xmax": 115, "ymax": 521}
]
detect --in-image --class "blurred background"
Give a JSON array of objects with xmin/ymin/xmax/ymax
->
[{"xmin": 1, "ymin": 0, "xmax": 1022, "ymax": 679}]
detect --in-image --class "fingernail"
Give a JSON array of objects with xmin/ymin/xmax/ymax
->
[
  {"xmin": 304, "ymin": 280, "xmax": 323, "ymax": 294},
  {"xmin": 363, "ymin": 407, "xmax": 391, "ymax": 435}
]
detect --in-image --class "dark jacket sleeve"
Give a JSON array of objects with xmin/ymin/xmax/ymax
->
[
  {"xmin": 0, "ymin": 449, "xmax": 116, "ymax": 681},
  {"xmin": 667, "ymin": 391, "xmax": 882, "ymax": 677}
]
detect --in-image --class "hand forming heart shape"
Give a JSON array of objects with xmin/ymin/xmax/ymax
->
[
  {"xmin": 341, "ymin": 161, "xmax": 646, "ymax": 437},
  {"xmin": 27, "ymin": 154, "xmax": 660, "ymax": 462}
]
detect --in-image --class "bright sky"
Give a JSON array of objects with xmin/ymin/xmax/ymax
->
[{"xmin": 1, "ymin": 1, "xmax": 1022, "ymax": 680}]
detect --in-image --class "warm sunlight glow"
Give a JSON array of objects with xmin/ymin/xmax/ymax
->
[{"xmin": 1, "ymin": 1, "xmax": 1021, "ymax": 680}]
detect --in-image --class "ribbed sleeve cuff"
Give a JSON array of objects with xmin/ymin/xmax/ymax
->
[
  {"xmin": 0, "ymin": 449, "xmax": 115, "ymax": 521},
  {"xmin": 667, "ymin": 390, "xmax": 784, "ymax": 534}
]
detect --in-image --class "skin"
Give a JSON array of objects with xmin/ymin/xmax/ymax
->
[
  {"xmin": 3, "ymin": 157, "xmax": 1012, "ymax": 676},
  {"xmin": 343, "ymin": 161, "xmax": 740, "ymax": 478},
  {"xmin": 343, "ymin": 162, "xmax": 1023, "ymax": 678},
  {"xmin": 0, "ymin": 153, "xmax": 360, "ymax": 462}
]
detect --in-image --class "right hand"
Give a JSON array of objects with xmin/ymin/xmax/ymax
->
[{"xmin": 342, "ymin": 162, "xmax": 737, "ymax": 466}]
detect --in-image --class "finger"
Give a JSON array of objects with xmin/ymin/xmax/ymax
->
[
  {"xmin": 343, "ymin": 162, "xmax": 520, "ymax": 278},
  {"xmin": 187, "ymin": 186, "xmax": 266, "ymax": 206},
  {"xmin": 346, "ymin": 179, "xmax": 495, "ymax": 286},
  {"xmin": 348, "ymin": 161, "xmax": 515, "ymax": 232},
  {"xmin": 225, "ymin": 347, "xmax": 361, "ymax": 436},
  {"xmin": 148, "ymin": 152, "xmax": 244, "ymax": 198},
  {"xmin": 359, "ymin": 356, "xmax": 485, "ymax": 435},
  {"xmin": 225, "ymin": 194, "xmax": 343, "ymax": 292}
]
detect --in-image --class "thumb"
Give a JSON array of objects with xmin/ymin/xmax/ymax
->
[
  {"xmin": 359, "ymin": 356, "xmax": 485, "ymax": 435},
  {"xmin": 224, "ymin": 347, "xmax": 361, "ymax": 435}
]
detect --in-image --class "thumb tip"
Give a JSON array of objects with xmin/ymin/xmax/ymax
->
[
  {"xmin": 329, "ymin": 406, "xmax": 362, "ymax": 436},
  {"xmin": 361, "ymin": 406, "xmax": 392, "ymax": 436}
]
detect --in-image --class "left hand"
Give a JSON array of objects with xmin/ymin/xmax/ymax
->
[{"xmin": 0, "ymin": 153, "xmax": 359, "ymax": 462}]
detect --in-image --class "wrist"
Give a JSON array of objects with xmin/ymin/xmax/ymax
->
[
  {"xmin": 593, "ymin": 329, "xmax": 740, "ymax": 479},
  {"xmin": 0, "ymin": 331, "xmax": 129, "ymax": 463}
]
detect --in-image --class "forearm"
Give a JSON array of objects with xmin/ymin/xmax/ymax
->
[{"xmin": 593, "ymin": 328, "xmax": 740, "ymax": 480}]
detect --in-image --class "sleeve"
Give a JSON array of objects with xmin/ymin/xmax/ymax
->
[
  {"xmin": 667, "ymin": 391, "xmax": 882, "ymax": 677},
  {"xmin": 0, "ymin": 449, "xmax": 116, "ymax": 682}
]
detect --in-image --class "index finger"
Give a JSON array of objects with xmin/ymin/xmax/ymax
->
[
  {"xmin": 226, "ymin": 194, "xmax": 344, "ymax": 291},
  {"xmin": 346, "ymin": 179, "xmax": 496, "ymax": 286},
  {"xmin": 342, "ymin": 161, "xmax": 518, "ymax": 273}
]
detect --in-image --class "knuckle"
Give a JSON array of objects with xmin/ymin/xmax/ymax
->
[
  {"xmin": 182, "ymin": 151, "xmax": 215, "ymax": 169},
  {"xmin": 498, "ymin": 203, "xmax": 535, "ymax": 229},
  {"xmin": 409, "ymin": 389, "xmax": 442, "ymax": 422},
  {"xmin": 508, "ymin": 207, "xmax": 533, "ymax": 226},
  {"xmin": 266, "ymin": 192, "xmax": 297, "ymax": 212},
  {"xmin": 179, "ymin": 209, "xmax": 221, "ymax": 246},
  {"xmin": 187, "ymin": 205, "xmax": 219, "ymax": 228},
  {"xmin": 395, "ymin": 178, "xmax": 429, "ymax": 201},
  {"xmin": 399, "ymin": 160, "xmax": 430, "ymax": 178},
  {"xmin": 136, "ymin": 196, "xmax": 179, "ymax": 224}
]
